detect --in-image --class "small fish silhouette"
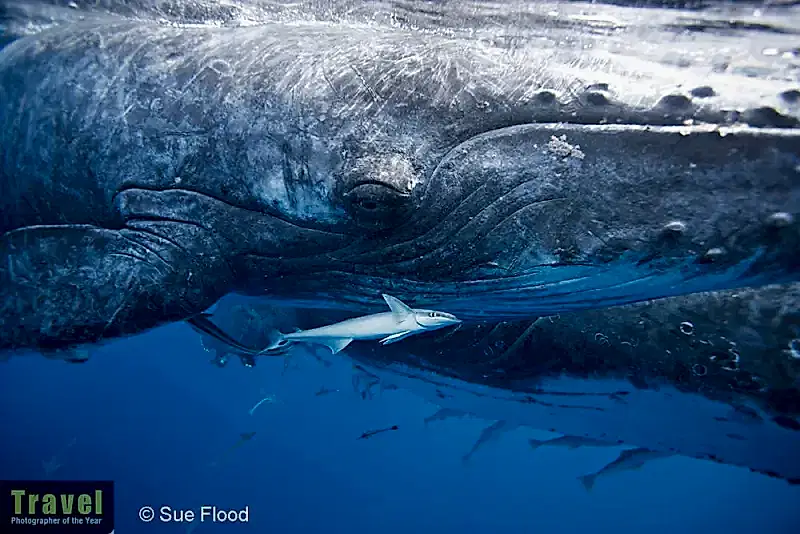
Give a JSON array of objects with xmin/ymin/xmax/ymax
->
[
  {"xmin": 209, "ymin": 432, "xmax": 256, "ymax": 467},
  {"xmin": 358, "ymin": 425, "xmax": 399, "ymax": 440}
]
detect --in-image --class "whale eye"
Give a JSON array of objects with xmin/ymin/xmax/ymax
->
[
  {"xmin": 429, "ymin": 312, "xmax": 435, "ymax": 317},
  {"xmin": 343, "ymin": 181, "xmax": 413, "ymax": 229}
]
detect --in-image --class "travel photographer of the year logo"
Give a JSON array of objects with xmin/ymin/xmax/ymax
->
[{"xmin": 1, "ymin": 481, "xmax": 114, "ymax": 533}]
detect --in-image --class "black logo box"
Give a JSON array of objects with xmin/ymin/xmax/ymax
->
[{"xmin": 1, "ymin": 481, "xmax": 114, "ymax": 533}]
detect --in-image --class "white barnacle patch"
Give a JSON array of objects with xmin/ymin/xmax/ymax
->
[{"xmin": 546, "ymin": 135, "xmax": 585, "ymax": 160}]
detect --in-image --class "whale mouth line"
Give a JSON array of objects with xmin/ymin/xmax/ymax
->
[
  {"xmin": 112, "ymin": 184, "xmax": 284, "ymax": 221},
  {"xmin": 111, "ymin": 185, "xmax": 352, "ymax": 238}
]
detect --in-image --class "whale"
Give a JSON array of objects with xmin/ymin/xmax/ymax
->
[
  {"xmin": 1, "ymin": 1, "xmax": 799, "ymax": 353},
  {"xmin": 2, "ymin": 0, "xmax": 798, "ymax": 487}
]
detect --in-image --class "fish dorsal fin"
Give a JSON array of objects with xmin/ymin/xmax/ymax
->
[{"xmin": 382, "ymin": 294, "xmax": 413, "ymax": 322}]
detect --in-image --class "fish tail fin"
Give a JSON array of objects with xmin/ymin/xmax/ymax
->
[
  {"xmin": 268, "ymin": 331, "xmax": 289, "ymax": 348},
  {"xmin": 578, "ymin": 474, "xmax": 596, "ymax": 492},
  {"xmin": 528, "ymin": 439, "xmax": 544, "ymax": 450},
  {"xmin": 258, "ymin": 331, "xmax": 293, "ymax": 354}
]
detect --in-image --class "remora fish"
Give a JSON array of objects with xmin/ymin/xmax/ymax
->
[
  {"xmin": 358, "ymin": 425, "xmax": 399, "ymax": 440},
  {"xmin": 577, "ymin": 448, "xmax": 675, "ymax": 491},
  {"xmin": 424, "ymin": 408, "xmax": 468, "ymax": 426},
  {"xmin": 1, "ymin": 1, "xmax": 799, "ymax": 353},
  {"xmin": 462, "ymin": 420, "xmax": 519, "ymax": 464},
  {"xmin": 260, "ymin": 294, "xmax": 461, "ymax": 355},
  {"xmin": 209, "ymin": 431, "xmax": 256, "ymax": 468}
]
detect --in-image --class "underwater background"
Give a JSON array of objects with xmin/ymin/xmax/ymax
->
[{"xmin": 2, "ymin": 313, "xmax": 799, "ymax": 533}]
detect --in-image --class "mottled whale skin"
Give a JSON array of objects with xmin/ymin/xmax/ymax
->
[{"xmin": 1, "ymin": 1, "xmax": 800, "ymax": 352}]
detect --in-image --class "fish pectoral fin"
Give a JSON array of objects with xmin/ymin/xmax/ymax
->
[
  {"xmin": 380, "ymin": 331, "xmax": 415, "ymax": 345},
  {"xmin": 319, "ymin": 338, "xmax": 353, "ymax": 354},
  {"xmin": 382, "ymin": 294, "xmax": 413, "ymax": 322}
]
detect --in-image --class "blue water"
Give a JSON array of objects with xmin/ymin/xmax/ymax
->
[{"xmin": 2, "ymin": 322, "xmax": 799, "ymax": 533}]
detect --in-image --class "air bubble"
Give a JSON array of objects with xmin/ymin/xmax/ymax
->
[
  {"xmin": 680, "ymin": 321, "xmax": 694, "ymax": 335},
  {"xmin": 692, "ymin": 364, "xmax": 707, "ymax": 377},
  {"xmin": 722, "ymin": 349, "xmax": 741, "ymax": 371}
]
